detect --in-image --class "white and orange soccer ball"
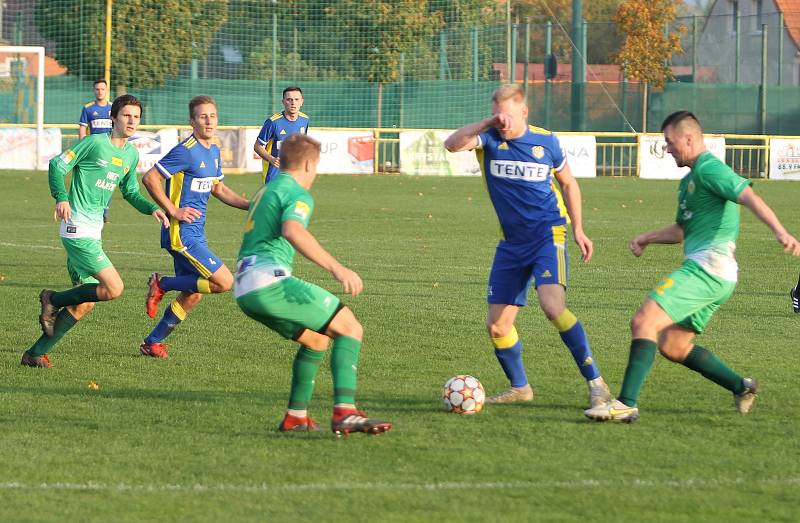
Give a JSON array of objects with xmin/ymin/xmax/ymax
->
[{"xmin": 442, "ymin": 375, "xmax": 485, "ymax": 414}]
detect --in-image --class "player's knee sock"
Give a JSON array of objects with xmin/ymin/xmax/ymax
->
[
  {"xmin": 681, "ymin": 345, "xmax": 745, "ymax": 394},
  {"xmin": 27, "ymin": 309, "xmax": 78, "ymax": 356},
  {"xmin": 287, "ymin": 346, "xmax": 325, "ymax": 411},
  {"xmin": 159, "ymin": 276, "xmax": 211, "ymax": 293},
  {"xmin": 618, "ymin": 339, "xmax": 658, "ymax": 407},
  {"xmin": 50, "ymin": 284, "xmax": 99, "ymax": 307},
  {"xmin": 551, "ymin": 309, "xmax": 600, "ymax": 381},
  {"xmin": 492, "ymin": 326, "xmax": 528, "ymax": 388},
  {"xmin": 145, "ymin": 301, "xmax": 186, "ymax": 344},
  {"xmin": 331, "ymin": 336, "xmax": 361, "ymax": 406}
]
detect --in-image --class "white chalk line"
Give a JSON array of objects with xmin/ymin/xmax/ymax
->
[{"xmin": 0, "ymin": 477, "xmax": 798, "ymax": 494}]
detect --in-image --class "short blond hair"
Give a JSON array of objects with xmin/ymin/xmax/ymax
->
[
  {"xmin": 492, "ymin": 84, "xmax": 525, "ymax": 104},
  {"xmin": 279, "ymin": 134, "xmax": 321, "ymax": 170}
]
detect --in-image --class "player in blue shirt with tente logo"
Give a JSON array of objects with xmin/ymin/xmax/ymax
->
[
  {"xmin": 445, "ymin": 84, "xmax": 613, "ymax": 411},
  {"xmin": 139, "ymin": 96, "xmax": 250, "ymax": 359},
  {"xmin": 79, "ymin": 79, "xmax": 114, "ymax": 222},
  {"xmin": 254, "ymin": 86, "xmax": 309, "ymax": 184}
]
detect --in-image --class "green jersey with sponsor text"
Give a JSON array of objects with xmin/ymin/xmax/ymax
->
[
  {"xmin": 237, "ymin": 172, "xmax": 315, "ymax": 271},
  {"xmin": 49, "ymin": 133, "xmax": 156, "ymax": 240},
  {"xmin": 675, "ymin": 151, "xmax": 751, "ymax": 281}
]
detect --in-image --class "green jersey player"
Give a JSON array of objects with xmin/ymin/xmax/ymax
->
[
  {"xmin": 21, "ymin": 94, "xmax": 169, "ymax": 368},
  {"xmin": 234, "ymin": 133, "xmax": 392, "ymax": 436},
  {"xmin": 585, "ymin": 111, "xmax": 800, "ymax": 422}
]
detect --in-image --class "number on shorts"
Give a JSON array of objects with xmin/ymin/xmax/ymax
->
[{"xmin": 654, "ymin": 278, "xmax": 674, "ymax": 296}]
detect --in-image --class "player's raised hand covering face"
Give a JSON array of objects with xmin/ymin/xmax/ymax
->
[
  {"xmin": 113, "ymin": 105, "xmax": 141, "ymax": 139},
  {"xmin": 191, "ymin": 103, "xmax": 218, "ymax": 142},
  {"xmin": 491, "ymin": 96, "xmax": 528, "ymax": 141}
]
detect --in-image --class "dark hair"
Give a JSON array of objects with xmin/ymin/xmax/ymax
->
[
  {"xmin": 189, "ymin": 95, "xmax": 216, "ymax": 119},
  {"xmin": 661, "ymin": 111, "xmax": 701, "ymax": 131},
  {"xmin": 111, "ymin": 94, "xmax": 142, "ymax": 119},
  {"xmin": 282, "ymin": 86, "xmax": 303, "ymax": 98},
  {"xmin": 279, "ymin": 133, "xmax": 321, "ymax": 170},
  {"xmin": 93, "ymin": 78, "xmax": 108, "ymax": 87}
]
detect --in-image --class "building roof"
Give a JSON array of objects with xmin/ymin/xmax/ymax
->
[{"xmin": 775, "ymin": 0, "xmax": 800, "ymax": 48}]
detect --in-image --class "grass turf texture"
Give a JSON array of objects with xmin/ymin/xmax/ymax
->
[{"xmin": 1, "ymin": 170, "xmax": 799, "ymax": 522}]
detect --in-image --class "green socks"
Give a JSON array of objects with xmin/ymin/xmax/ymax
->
[
  {"xmin": 51, "ymin": 284, "xmax": 100, "ymax": 308},
  {"xmin": 681, "ymin": 345, "xmax": 745, "ymax": 394},
  {"xmin": 27, "ymin": 308, "xmax": 78, "ymax": 356},
  {"xmin": 331, "ymin": 336, "xmax": 361, "ymax": 405},
  {"xmin": 618, "ymin": 339, "xmax": 658, "ymax": 407},
  {"xmin": 287, "ymin": 346, "xmax": 325, "ymax": 410}
]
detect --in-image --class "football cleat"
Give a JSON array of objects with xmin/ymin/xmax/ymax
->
[
  {"xmin": 791, "ymin": 287, "xmax": 800, "ymax": 313},
  {"xmin": 38, "ymin": 289, "xmax": 59, "ymax": 337},
  {"xmin": 21, "ymin": 352, "xmax": 52, "ymax": 369},
  {"xmin": 485, "ymin": 384, "xmax": 534, "ymax": 404},
  {"xmin": 734, "ymin": 377, "xmax": 759, "ymax": 415},
  {"xmin": 331, "ymin": 408, "xmax": 393, "ymax": 437},
  {"xmin": 588, "ymin": 378, "xmax": 614, "ymax": 409},
  {"xmin": 146, "ymin": 272, "xmax": 165, "ymax": 319},
  {"xmin": 278, "ymin": 413, "xmax": 322, "ymax": 433},
  {"xmin": 584, "ymin": 399, "xmax": 639, "ymax": 423},
  {"xmin": 140, "ymin": 341, "xmax": 169, "ymax": 359}
]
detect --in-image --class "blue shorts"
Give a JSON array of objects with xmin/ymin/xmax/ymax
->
[
  {"xmin": 487, "ymin": 224, "xmax": 568, "ymax": 306},
  {"xmin": 167, "ymin": 237, "xmax": 224, "ymax": 279}
]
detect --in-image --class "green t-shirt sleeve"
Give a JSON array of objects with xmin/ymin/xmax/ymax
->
[
  {"xmin": 698, "ymin": 160, "xmax": 751, "ymax": 202},
  {"xmin": 119, "ymin": 151, "xmax": 158, "ymax": 215},
  {"xmin": 280, "ymin": 192, "xmax": 314, "ymax": 228},
  {"xmin": 48, "ymin": 137, "xmax": 95, "ymax": 202}
]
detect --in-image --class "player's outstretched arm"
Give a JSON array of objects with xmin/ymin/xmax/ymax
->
[
  {"xmin": 118, "ymin": 166, "xmax": 166, "ymax": 226},
  {"xmin": 630, "ymin": 223, "xmax": 684, "ymax": 257},
  {"xmin": 141, "ymin": 167, "xmax": 202, "ymax": 223},
  {"xmin": 738, "ymin": 186, "xmax": 800, "ymax": 255},
  {"xmin": 282, "ymin": 220, "xmax": 363, "ymax": 296},
  {"xmin": 553, "ymin": 163, "xmax": 593, "ymax": 262},
  {"xmin": 211, "ymin": 182, "xmax": 250, "ymax": 210},
  {"xmin": 444, "ymin": 115, "xmax": 511, "ymax": 153}
]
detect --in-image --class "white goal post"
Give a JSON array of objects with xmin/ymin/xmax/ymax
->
[{"xmin": 0, "ymin": 46, "xmax": 45, "ymax": 169}]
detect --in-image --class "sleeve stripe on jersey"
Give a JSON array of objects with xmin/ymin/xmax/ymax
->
[
  {"xmin": 155, "ymin": 162, "xmax": 173, "ymax": 179},
  {"xmin": 78, "ymin": 122, "xmax": 88, "ymax": 126},
  {"xmin": 257, "ymin": 137, "xmax": 267, "ymax": 145},
  {"xmin": 554, "ymin": 157, "xmax": 567, "ymax": 172},
  {"xmin": 475, "ymin": 135, "xmax": 483, "ymax": 149}
]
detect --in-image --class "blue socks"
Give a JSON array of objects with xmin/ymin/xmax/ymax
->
[
  {"xmin": 551, "ymin": 309, "xmax": 600, "ymax": 381},
  {"xmin": 159, "ymin": 275, "xmax": 200, "ymax": 293},
  {"xmin": 145, "ymin": 301, "xmax": 186, "ymax": 344},
  {"xmin": 492, "ymin": 326, "xmax": 529, "ymax": 387}
]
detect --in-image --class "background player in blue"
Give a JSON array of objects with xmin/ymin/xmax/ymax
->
[
  {"xmin": 79, "ymin": 78, "xmax": 114, "ymax": 221},
  {"xmin": 445, "ymin": 84, "xmax": 612, "ymax": 409},
  {"xmin": 139, "ymin": 95, "xmax": 250, "ymax": 359},
  {"xmin": 254, "ymin": 86, "xmax": 309, "ymax": 184}
]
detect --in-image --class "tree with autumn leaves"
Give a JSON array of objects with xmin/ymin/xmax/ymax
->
[{"xmin": 614, "ymin": 0, "xmax": 685, "ymax": 88}]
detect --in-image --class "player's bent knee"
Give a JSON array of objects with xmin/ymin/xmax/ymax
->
[
  {"xmin": 658, "ymin": 342, "xmax": 692, "ymax": 362},
  {"xmin": 327, "ymin": 307, "xmax": 363, "ymax": 340},
  {"xmin": 101, "ymin": 280, "xmax": 124, "ymax": 300},
  {"xmin": 486, "ymin": 320, "xmax": 513, "ymax": 339},
  {"xmin": 210, "ymin": 269, "xmax": 233, "ymax": 293}
]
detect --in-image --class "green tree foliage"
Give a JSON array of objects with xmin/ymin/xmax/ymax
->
[
  {"xmin": 324, "ymin": 1, "xmax": 444, "ymax": 83},
  {"xmin": 614, "ymin": 0, "xmax": 685, "ymax": 87},
  {"xmin": 35, "ymin": 0, "xmax": 228, "ymax": 90}
]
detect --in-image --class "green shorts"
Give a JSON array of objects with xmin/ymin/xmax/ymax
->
[
  {"xmin": 236, "ymin": 276, "xmax": 343, "ymax": 340},
  {"xmin": 650, "ymin": 259, "xmax": 736, "ymax": 333},
  {"xmin": 61, "ymin": 237, "xmax": 112, "ymax": 285}
]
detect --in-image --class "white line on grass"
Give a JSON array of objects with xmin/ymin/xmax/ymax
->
[{"xmin": 1, "ymin": 477, "xmax": 798, "ymax": 494}]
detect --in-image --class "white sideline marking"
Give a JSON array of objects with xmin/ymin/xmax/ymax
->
[{"xmin": 0, "ymin": 477, "xmax": 798, "ymax": 493}]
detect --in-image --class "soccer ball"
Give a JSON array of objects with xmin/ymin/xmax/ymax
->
[{"xmin": 442, "ymin": 375, "xmax": 485, "ymax": 414}]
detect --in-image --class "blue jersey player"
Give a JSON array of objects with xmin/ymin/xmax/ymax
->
[
  {"xmin": 79, "ymin": 79, "xmax": 112, "ymax": 139},
  {"xmin": 79, "ymin": 79, "xmax": 114, "ymax": 221},
  {"xmin": 254, "ymin": 86, "xmax": 309, "ymax": 184},
  {"xmin": 140, "ymin": 96, "xmax": 250, "ymax": 359},
  {"xmin": 445, "ymin": 84, "xmax": 612, "ymax": 410}
]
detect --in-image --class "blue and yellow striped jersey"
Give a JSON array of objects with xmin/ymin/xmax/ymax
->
[
  {"xmin": 257, "ymin": 111, "xmax": 309, "ymax": 183},
  {"xmin": 155, "ymin": 134, "xmax": 224, "ymax": 250},
  {"xmin": 476, "ymin": 125, "xmax": 568, "ymax": 242}
]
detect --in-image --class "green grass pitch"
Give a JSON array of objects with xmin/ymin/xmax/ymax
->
[{"xmin": 1, "ymin": 169, "xmax": 799, "ymax": 522}]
